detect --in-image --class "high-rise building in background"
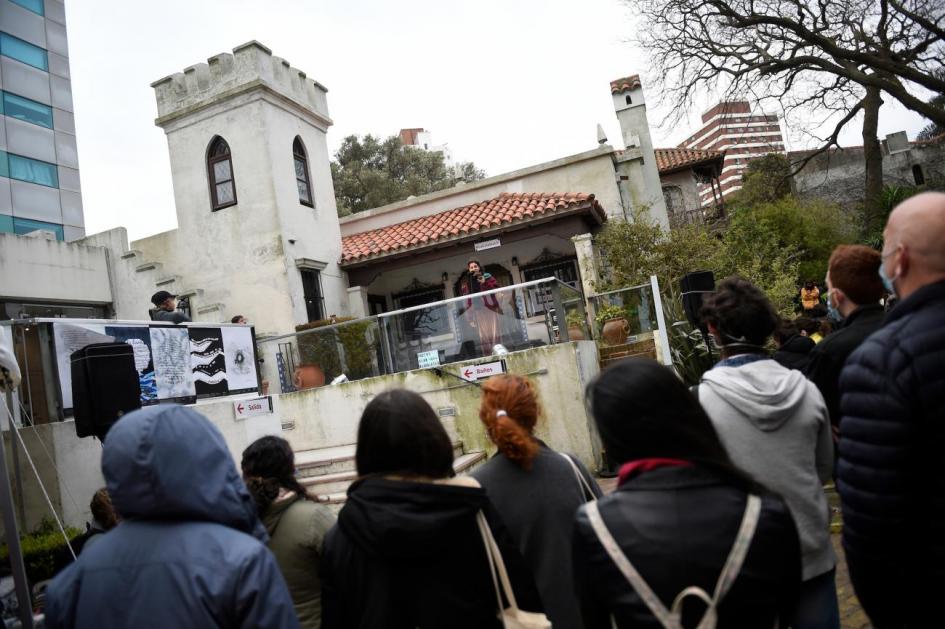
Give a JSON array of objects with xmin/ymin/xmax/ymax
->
[
  {"xmin": 399, "ymin": 127, "xmax": 457, "ymax": 172},
  {"xmin": 678, "ymin": 101, "xmax": 785, "ymax": 207},
  {"xmin": 0, "ymin": 0, "xmax": 82, "ymax": 241}
]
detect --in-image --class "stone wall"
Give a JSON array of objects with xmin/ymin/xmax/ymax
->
[{"xmin": 792, "ymin": 137, "xmax": 945, "ymax": 207}]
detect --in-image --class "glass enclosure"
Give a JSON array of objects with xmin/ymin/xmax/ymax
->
[
  {"xmin": 587, "ymin": 282, "xmax": 658, "ymax": 343},
  {"xmin": 257, "ymin": 278, "xmax": 590, "ymax": 393}
]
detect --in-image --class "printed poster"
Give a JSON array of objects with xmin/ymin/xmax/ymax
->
[
  {"xmin": 149, "ymin": 327, "xmax": 196, "ymax": 401},
  {"xmin": 105, "ymin": 325, "xmax": 156, "ymax": 404},
  {"xmin": 52, "ymin": 322, "xmax": 110, "ymax": 410},
  {"xmin": 221, "ymin": 326, "xmax": 257, "ymax": 392},
  {"xmin": 189, "ymin": 327, "xmax": 228, "ymax": 397}
]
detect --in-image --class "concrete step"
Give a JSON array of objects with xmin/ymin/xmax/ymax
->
[
  {"xmin": 308, "ymin": 450, "xmax": 488, "ymax": 513},
  {"xmin": 294, "ymin": 440, "xmax": 465, "ymax": 480}
]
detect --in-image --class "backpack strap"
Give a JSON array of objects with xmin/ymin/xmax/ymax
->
[
  {"xmin": 586, "ymin": 494, "xmax": 762, "ymax": 629},
  {"xmin": 586, "ymin": 500, "xmax": 678, "ymax": 627},
  {"xmin": 558, "ymin": 452, "xmax": 597, "ymax": 503}
]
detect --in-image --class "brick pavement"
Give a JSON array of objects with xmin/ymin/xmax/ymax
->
[{"xmin": 596, "ymin": 477, "xmax": 871, "ymax": 628}]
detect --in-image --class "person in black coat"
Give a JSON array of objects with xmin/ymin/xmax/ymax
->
[
  {"xmin": 573, "ymin": 358, "xmax": 801, "ymax": 629},
  {"xmin": 321, "ymin": 389, "xmax": 542, "ymax": 629},
  {"xmin": 803, "ymin": 245, "xmax": 885, "ymax": 431},
  {"xmin": 772, "ymin": 318, "xmax": 815, "ymax": 370},
  {"xmin": 837, "ymin": 192, "xmax": 945, "ymax": 628}
]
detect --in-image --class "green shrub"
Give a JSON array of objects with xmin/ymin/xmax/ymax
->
[{"xmin": 0, "ymin": 517, "xmax": 82, "ymax": 585}]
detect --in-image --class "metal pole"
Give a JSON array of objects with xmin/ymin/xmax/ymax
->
[
  {"xmin": 0, "ymin": 396, "xmax": 35, "ymax": 629},
  {"xmin": 7, "ymin": 390, "xmax": 26, "ymax": 527}
]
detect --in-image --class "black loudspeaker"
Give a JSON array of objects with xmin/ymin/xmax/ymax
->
[
  {"xmin": 71, "ymin": 342, "xmax": 141, "ymax": 440},
  {"xmin": 680, "ymin": 271, "xmax": 716, "ymax": 330}
]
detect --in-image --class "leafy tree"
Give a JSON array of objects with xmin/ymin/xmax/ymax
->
[
  {"xmin": 733, "ymin": 154, "xmax": 792, "ymax": 207},
  {"xmin": 628, "ymin": 0, "xmax": 945, "ymax": 215},
  {"xmin": 331, "ymin": 134, "xmax": 485, "ymax": 215}
]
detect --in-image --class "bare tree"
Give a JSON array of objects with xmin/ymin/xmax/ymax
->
[{"xmin": 629, "ymin": 0, "xmax": 945, "ymax": 230}]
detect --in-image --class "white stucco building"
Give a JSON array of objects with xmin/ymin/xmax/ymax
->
[{"xmin": 2, "ymin": 46, "xmax": 722, "ymax": 343}]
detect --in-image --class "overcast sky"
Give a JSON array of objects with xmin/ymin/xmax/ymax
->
[{"xmin": 66, "ymin": 0, "xmax": 930, "ymax": 241}]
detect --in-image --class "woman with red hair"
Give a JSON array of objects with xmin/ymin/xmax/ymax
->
[{"xmin": 472, "ymin": 374, "xmax": 602, "ymax": 629}]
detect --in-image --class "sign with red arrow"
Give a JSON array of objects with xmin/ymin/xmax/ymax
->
[
  {"xmin": 233, "ymin": 396, "xmax": 272, "ymax": 420},
  {"xmin": 459, "ymin": 360, "xmax": 506, "ymax": 382}
]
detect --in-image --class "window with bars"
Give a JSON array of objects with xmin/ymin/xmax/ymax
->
[
  {"xmin": 207, "ymin": 136, "xmax": 237, "ymax": 211},
  {"xmin": 293, "ymin": 137, "xmax": 314, "ymax": 207}
]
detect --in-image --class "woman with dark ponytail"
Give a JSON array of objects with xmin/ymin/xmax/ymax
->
[
  {"xmin": 472, "ymin": 374, "xmax": 602, "ymax": 628},
  {"xmin": 241, "ymin": 436, "xmax": 335, "ymax": 629}
]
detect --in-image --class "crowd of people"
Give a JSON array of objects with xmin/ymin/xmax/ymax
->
[{"xmin": 31, "ymin": 191, "xmax": 944, "ymax": 627}]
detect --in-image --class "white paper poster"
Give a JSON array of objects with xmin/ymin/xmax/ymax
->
[
  {"xmin": 150, "ymin": 327, "xmax": 196, "ymax": 400},
  {"xmin": 221, "ymin": 326, "xmax": 257, "ymax": 392},
  {"xmin": 53, "ymin": 323, "xmax": 110, "ymax": 409}
]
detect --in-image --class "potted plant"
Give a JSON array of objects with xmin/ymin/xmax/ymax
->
[
  {"xmin": 565, "ymin": 310, "xmax": 587, "ymax": 341},
  {"xmin": 595, "ymin": 304, "xmax": 630, "ymax": 346},
  {"xmin": 294, "ymin": 317, "xmax": 349, "ymax": 389}
]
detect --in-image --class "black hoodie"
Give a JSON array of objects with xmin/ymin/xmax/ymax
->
[{"xmin": 321, "ymin": 477, "xmax": 543, "ymax": 628}]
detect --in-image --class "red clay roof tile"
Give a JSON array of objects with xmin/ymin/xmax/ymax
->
[
  {"xmin": 653, "ymin": 147, "xmax": 725, "ymax": 173},
  {"xmin": 341, "ymin": 192, "xmax": 603, "ymax": 265}
]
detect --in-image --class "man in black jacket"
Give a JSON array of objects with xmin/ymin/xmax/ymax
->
[
  {"xmin": 149, "ymin": 290, "xmax": 191, "ymax": 323},
  {"xmin": 837, "ymin": 192, "xmax": 945, "ymax": 628},
  {"xmin": 804, "ymin": 245, "xmax": 885, "ymax": 430}
]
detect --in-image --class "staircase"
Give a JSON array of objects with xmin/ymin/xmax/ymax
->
[{"xmin": 295, "ymin": 441, "xmax": 487, "ymax": 510}]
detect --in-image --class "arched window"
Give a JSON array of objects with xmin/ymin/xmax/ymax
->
[
  {"xmin": 293, "ymin": 137, "xmax": 314, "ymax": 207},
  {"xmin": 207, "ymin": 136, "xmax": 236, "ymax": 210}
]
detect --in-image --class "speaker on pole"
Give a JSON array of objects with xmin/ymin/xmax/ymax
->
[
  {"xmin": 71, "ymin": 342, "xmax": 141, "ymax": 441},
  {"xmin": 680, "ymin": 271, "xmax": 716, "ymax": 331}
]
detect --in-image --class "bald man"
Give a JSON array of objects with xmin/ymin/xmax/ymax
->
[{"xmin": 837, "ymin": 192, "xmax": 945, "ymax": 628}]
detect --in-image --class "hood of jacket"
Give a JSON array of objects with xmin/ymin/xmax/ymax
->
[
  {"xmin": 338, "ymin": 477, "xmax": 489, "ymax": 559},
  {"xmin": 701, "ymin": 358, "xmax": 811, "ymax": 431},
  {"xmin": 101, "ymin": 404, "xmax": 266, "ymax": 541}
]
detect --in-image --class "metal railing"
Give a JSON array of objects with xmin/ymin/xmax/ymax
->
[{"xmin": 256, "ymin": 277, "xmax": 589, "ymax": 393}]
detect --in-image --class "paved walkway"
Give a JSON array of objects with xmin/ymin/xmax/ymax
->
[{"xmin": 597, "ymin": 477, "xmax": 871, "ymax": 628}]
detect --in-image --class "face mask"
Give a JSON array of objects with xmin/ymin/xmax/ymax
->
[
  {"xmin": 827, "ymin": 292, "xmax": 843, "ymax": 323},
  {"xmin": 878, "ymin": 254, "xmax": 898, "ymax": 298}
]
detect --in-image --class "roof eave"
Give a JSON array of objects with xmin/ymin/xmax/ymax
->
[{"xmin": 340, "ymin": 200, "xmax": 604, "ymax": 269}]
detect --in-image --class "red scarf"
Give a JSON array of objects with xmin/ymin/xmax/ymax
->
[{"xmin": 617, "ymin": 458, "xmax": 692, "ymax": 487}]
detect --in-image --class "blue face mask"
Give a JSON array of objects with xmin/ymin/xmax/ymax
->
[
  {"xmin": 878, "ymin": 256, "xmax": 898, "ymax": 298},
  {"xmin": 827, "ymin": 303, "xmax": 843, "ymax": 322}
]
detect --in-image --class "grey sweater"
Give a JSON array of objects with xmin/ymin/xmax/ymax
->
[
  {"xmin": 473, "ymin": 444, "xmax": 602, "ymax": 629},
  {"xmin": 698, "ymin": 358, "xmax": 835, "ymax": 580}
]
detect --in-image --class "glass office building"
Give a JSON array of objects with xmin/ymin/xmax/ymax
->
[{"xmin": 0, "ymin": 0, "xmax": 82, "ymax": 241}]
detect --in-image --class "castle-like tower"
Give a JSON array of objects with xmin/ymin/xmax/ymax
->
[
  {"xmin": 141, "ymin": 41, "xmax": 347, "ymax": 331},
  {"xmin": 610, "ymin": 75, "xmax": 669, "ymax": 227}
]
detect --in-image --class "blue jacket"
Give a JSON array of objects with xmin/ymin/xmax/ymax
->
[
  {"xmin": 45, "ymin": 405, "xmax": 299, "ymax": 629},
  {"xmin": 837, "ymin": 279, "xmax": 945, "ymax": 625}
]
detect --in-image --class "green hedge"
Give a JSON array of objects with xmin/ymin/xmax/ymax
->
[{"xmin": 0, "ymin": 517, "xmax": 82, "ymax": 584}]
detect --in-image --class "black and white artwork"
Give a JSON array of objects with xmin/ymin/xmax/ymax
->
[
  {"xmin": 106, "ymin": 325, "xmax": 157, "ymax": 404},
  {"xmin": 221, "ymin": 326, "xmax": 257, "ymax": 392},
  {"xmin": 150, "ymin": 327, "xmax": 196, "ymax": 401},
  {"xmin": 189, "ymin": 327, "xmax": 228, "ymax": 396}
]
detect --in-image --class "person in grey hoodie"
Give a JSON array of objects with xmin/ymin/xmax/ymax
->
[{"xmin": 696, "ymin": 276, "xmax": 837, "ymax": 629}]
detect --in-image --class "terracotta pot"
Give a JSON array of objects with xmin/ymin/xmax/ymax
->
[
  {"xmin": 567, "ymin": 325, "xmax": 586, "ymax": 341},
  {"xmin": 601, "ymin": 317, "xmax": 629, "ymax": 345},
  {"xmin": 293, "ymin": 364, "xmax": 325, "ymax": 390}
]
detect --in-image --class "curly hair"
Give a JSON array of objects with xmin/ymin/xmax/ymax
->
[
  {"xmin": 479, "ymin": 374, "xmax": 540, "ymax": 470},
  {"xmin": 241, "ymin": 436, "xmax": 316, "ymax": 515},
  {"xmin": 90, "ymin": 487, "xmax": 118, "ymax": 530},
  {"xmin": 700, "ymin": 276, "xmax": 779, "ymax": 348}
]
